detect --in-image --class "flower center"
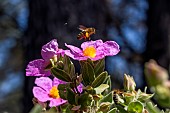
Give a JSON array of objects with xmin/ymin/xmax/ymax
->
[
  {"xmin": 83, "ymin": 46, "xmax": 96, "ymax": 58},
  {"xmin": 49, "ymin": 86, "xmax": 60, "ymax": 99}
]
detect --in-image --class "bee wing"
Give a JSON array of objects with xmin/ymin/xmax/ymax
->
[{"xmin": 78, "ymin": 25, "xmax": 87, "ymax": 31}]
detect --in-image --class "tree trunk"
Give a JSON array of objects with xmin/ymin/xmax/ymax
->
[{"xmin": 145, "ymin": 0, "xmax": 170, "ymax": 70}]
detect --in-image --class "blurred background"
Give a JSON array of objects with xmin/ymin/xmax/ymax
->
[{"xmin": 0, "ymin": 0, "xmax": 169, "ymax": 112}]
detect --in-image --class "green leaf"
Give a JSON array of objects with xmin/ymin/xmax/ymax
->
[
  {"xmin": 99, "ymin": 102, "xmax": 111, "ymax": 113},
  {"xmin": 51, "ymin": 67, "xmax": 72, "ymax": 82},
  {"xmin": 91, "ymin": 71, "xmax": 108, "ymax": 88},
  {"xmin": 94, "ymin": 84, "xmax": 109, "ymax": 94},
  {"xmin": 63, "ymin": 55, "xmax": 75, "ymax": 77},
  {"xmin": 86, "ymin": 58, "xmax": 94, "ymax": 67},
  {"xmin": 106, "ymin": 76, "xmax": 112, "ymax": 91},
  {"xmin": 123, "ymin": 92, "xmax": 135, "ymax": 105},
  {"xmin": 59, "ymin": 90, "xmax": 67, "ymax": 100},
  {"xmin": 82, "ymin": 62, "xmax": 95, "ymax": 86},
  {"xmin": 63, "ymin": 55, "xmax": 71, "ymax": 70},
  {"xmin": 138, "ymin": 93, "xmax": 154, "ymax": 102},
  {"xmin": 94, "ymin": 58, "xmax": 105, "ymax": 76},
  {"xmin": 58, "ymin": 84, "xmax": 70, "ymax": 90},
  {"xmin": 79, "ymin": 60, "xmax": 84, "ymax": 67},
  {"xmin": 127, "ymin": 101, "xmax": 144, "ymax": 113},
  {"xmin": 56, "ymin": 61, "xmax": 64, "ymax": 69},
  {"xmin": 65, "ymin": 105, "xmax": 76, "ymax": 113},
  {"xmin": 29, "ymin": 104, "xmax": 42, "ymax": 113},
  {"xmin": 75, "ymin": 94, "xmax": 79, "ymax": 105},
  {"xmin": 116, "ymin": 105, "xmax": 128, "ymax": 113},
  {"xmin": 107, "ymin": 108, "xmax": 117, "ymax": 113},
  {"xmin": 108, "ymin": 108, "xmax": 117, "ymax": 113},
  {"xmin": 99, "ymin": 91, "xmax": 113, "ymax": 104},
  {"xmin": 79, "ymin": 59, "xmax": 94, "ymax": 69},
  {"xmin": 69, "ymin": 63, "xmax": 75, "ymax": 77},
  {"xmin": 78, "ymin": 93, "xmax": 93, "ymax": 109},
  {"xmin": 66, "ymin": 88, "xmax": 76, "ymax": 105},
  {"xmin": 102, "ymin": 76, "xmax": 112, "ymax": 95},
  {"xmin": 45, "ymin": 107, "xmax": 58, "ymax": 113},
  {"xmin": 146, "ymin": 102, "xmax": 161, "ymax": 113}
]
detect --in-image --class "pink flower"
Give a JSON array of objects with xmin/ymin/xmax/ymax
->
[
  {"xmin": 65, "ymin": 40, "xmax": 120, "ymax": 61},
  {"xmin": 33, "ymin": 77, "xmax": 67, "ymax": 107},
  {"xmin": 33, "ymin": 77, "xmax": 83, "ymax": 107},
  {"xmin": 26, "ymin": 39, "xmax": 64, "ymax": 76}
]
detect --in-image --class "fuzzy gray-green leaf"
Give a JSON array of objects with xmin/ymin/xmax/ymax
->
[
  {"xmin": 91, "ymin": 71, "xmax": 108, "ymax": 88},
  {"xmin": 66, "ymin": 88, "xmax": 76, "ymax": 105},
  {"xmin": 63, "ymin": 55, "xmax": 75, "ymax": 77},
  {"xmin": 82, "ymin": 62, "xmax": 95, "ymax": 86},
  {"xmin": 94, "ymin": 84, "xmax": 109, "ymax": 94},
  {"xmin": 51, "ymin": 67, "xmax": 72, "ymax": 82},
  {"xmin": 127, "ymin": 101, "xmax": 144, "ymax": 113},
  {"xmin": 99, "ymin": 91, "xmax": 113, "ymax": 104},
  {"xmin": 94, "ymin": 58, "xmax": 105, "ymax": 76},
  {"xmin": 108, "ymin": 108, "xmax": 117, "ymax": 113}
]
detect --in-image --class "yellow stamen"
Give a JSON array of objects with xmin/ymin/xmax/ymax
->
[
  {"xmin": 49, "ymin": 86, "xmax": 60, "ymax": 99},
  {"xmin": 83, "ymin": 46, "xmax": 96, "ymax": 58}
]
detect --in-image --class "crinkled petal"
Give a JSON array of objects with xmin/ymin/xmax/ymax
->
[
  {"xmin": 53, "ymin": 77, "xmax": 67, "ymax": 86},
  {"xmin": 103, "ymin": 41, "xmax": 120, "ymax": 56},
  {"xmin": 64, "ymin": 50, "xmax": 87, "ymax": 61},
  {"xmin": 33, "ymin": 87, "xmax": 51, "ymax": 102},
  {"xmin": 49, "ymin": 98, "xmax": 67, "ymax": 107},
  {"xmin": 91, "ymin": 46, "xmax": 105, "ymax": 60},
  {"xmin": 65, "ymin": 40, "xmax": 120, "ymax": 61},
  {"xmin": 26, "ymin": 59, "xmax": 50, "ymax": 76},
  {"xmin": 81, "ymin": 40, "xmax": 103, "ymax": 50},
  {"xmin": 77, "ymin": 83, "xmax": 83, "ymax": 93},
  {"xmin": 41, "ymin": 39, "xmax": 59, "ymax": 60},
  {"xmin": 35, "ymin": 77, "xmax": 52, "ymax": 92},
  {"xmin": 65, "ymin": 43, "xmax": 82, "ymax": 53},
  {"xmin": 57, "ymin": 49, "xmax": 65, "ymax": 56}
]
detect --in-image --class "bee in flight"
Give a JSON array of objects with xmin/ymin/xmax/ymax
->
[{"xmin": 77, "ymin": 25, "xmax": 96, "ymax": 40}]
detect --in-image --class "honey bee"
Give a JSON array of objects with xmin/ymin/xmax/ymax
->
[
  {"xmin": 77, "ymin": 25, "xmax": 96, "ymax": 40},
  {"xmin": 113, "ymin": 89, "xmax": 124, "ymax": 105}
]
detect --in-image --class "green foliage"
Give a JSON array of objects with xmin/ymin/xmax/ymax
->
[
  {"xmin": 144, "ymin": 60, "xmax": 170, "ymax": 108},
  {"xmin": 29, "ymin": 105, "xmax": 43, "ymax": 113},
  {"xmin": 145, "ymin": 102, "xmax": 162, "ymax": 113},
  {"xmin": 94, "ymin": 58, "xmax": 105, "ymax": 76},
  {"xmin": 66, "ymin": 88, "xmax": 76, "ymax": 105},
  {"xmin": 108, "ymin": 108, "xmax": 117, "ymax": 113},
  {"xmin": 63, "ymin": 55, "xmax": 75, "ymax": 77},
  {"xmin": 30, "ymin": 55, "xmax": 169, "ymax": 113},
  {"xmin": 94, "ymin": 84, "xmax": 109, "ymax": 94},
  {"xmin": 82, "ymin": 62, "xmax": 95, "ymax": 86},
  {"xmin": 99, "ymin": 92, "xmax": 113, "ymax": 104},
  {"xmin": 51, "ymin": 67, "xmax": 72, "ymax": 82},
  {"xmin": 127, "ymin": 101, "xmax": 144, "ymax": 113},
  {"xmin": 91, "ymin": 72, "xmax": 108, "ymax": 88}
]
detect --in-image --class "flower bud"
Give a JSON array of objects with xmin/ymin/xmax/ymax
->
[
  {"xmin": 124, "ymin": 74, "xmax": 136, "ymax": 91},
  {"xmin": 99, "ymin": 102, "xmax": 111, "ymax": 112},
  {"xmin": 144, "ymin": 59, "xmax": 169, "ymax": 86},
  {"xmin": 53, "ymin": 55, "xmax": 58, "ymax": 62}
]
